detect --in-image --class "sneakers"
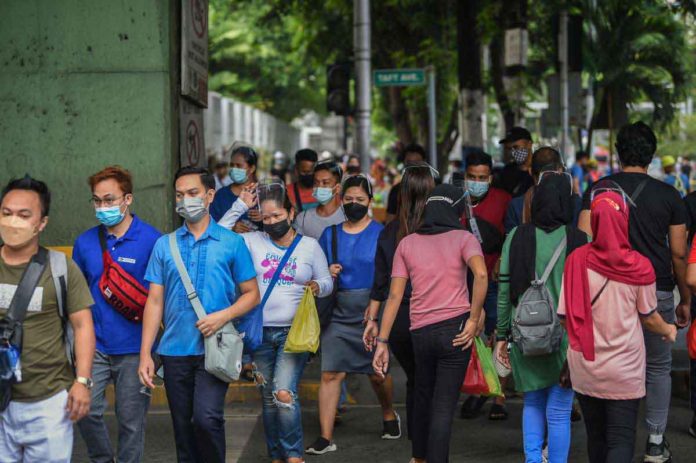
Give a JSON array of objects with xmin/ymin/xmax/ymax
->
[
  {"xmin": 644, "ymin": 436, "xmax": 672, "ymax": 463},
  {"xmin": 690, "ymin": 414, "xmax": 696, "ymax": 438},
  {"xmin": 382, "ymin": 411, "xmax": 402, "ymax": 439},
  {"xmin": 306, "ymin": 437, "xmax": 337, "ymax": 455}
]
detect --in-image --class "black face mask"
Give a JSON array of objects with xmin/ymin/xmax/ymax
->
[
  {"xmin": 265, "ymin": 219, "xmax": 292, "ymax": 240},
  {"xmin": 344, "ymin": 203, "xmax": 369, "ymax": 222},
  {"xmin": 298, "ymin": 174, "xmax": 314, "ymax": 188}
]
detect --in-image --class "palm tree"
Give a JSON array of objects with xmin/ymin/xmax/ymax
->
[{"xmin": 583, "ymin": 0, "xmax": 692, "ymax": 151}]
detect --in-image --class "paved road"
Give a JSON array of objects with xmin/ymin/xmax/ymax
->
[{"xmin": 72, "ymin": 397, "xmax": 694, "ymax": 462}]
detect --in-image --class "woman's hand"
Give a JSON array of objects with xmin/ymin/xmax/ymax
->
[
  {"xmin": 329, "ymin": 264, "xmax": 343, "ymax": 279},
  {"xmin": 239, "ymin": 184, "xmax": 258, "ymax": 208},
  {"xmin": 305, "ymin": 280, "xmax": 320, "ymax": 296},
  {"xmin": 248, "ymin": 208, "xmax": 263, "ymax": 223},
  {"xmin": 372, "ymin": 342, "xmax": 390, "ymax": 378},
  {"xmin": 233, "ymin": 221, "xmax": 251, "ymax": 234},
  {"xmin": 363, "ymin": 321, "xmax": 379, "ymax": 352},
  {"xmin": 495, "ymin": 340, "xmax": 511, "ymax": 370},
  {"xmin": 453, "ymin": 318, "xmax": 478, "ymax": 350},
  {"xmin": 476, "ymin": 309, "xmax": 486, "ymax": 336}
]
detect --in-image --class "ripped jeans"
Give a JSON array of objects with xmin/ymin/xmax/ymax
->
[{"xmin": 253, "ymin": 326, "xmax": 309, "ymax": 460}]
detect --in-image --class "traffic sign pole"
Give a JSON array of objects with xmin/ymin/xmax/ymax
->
[{"xmin": 427, "ymin": 66, "xmax": 437, "ymax": 169}]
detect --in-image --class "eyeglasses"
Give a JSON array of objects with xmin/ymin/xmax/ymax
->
[{"xmin": 90, "ymin": 196, "xmax": 125, "ymax": 207}]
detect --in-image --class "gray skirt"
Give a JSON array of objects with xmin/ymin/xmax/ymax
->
[{"xmin": 321, "ymin": 289, "xmax": 374, "ymax": 374}]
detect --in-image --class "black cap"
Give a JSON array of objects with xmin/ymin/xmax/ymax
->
[{"xmin": 498, "ymin": 126, "xmax": 532, "ymax": 144}]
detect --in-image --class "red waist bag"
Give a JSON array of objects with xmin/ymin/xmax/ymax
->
[{"xmin": 98, "ymin": 229, "xmax": 148, "ymax": 323}]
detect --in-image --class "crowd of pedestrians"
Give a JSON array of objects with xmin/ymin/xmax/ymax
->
[{"xmin": 1, "ymin": 122, "xmax": 695, "ymax": 463}]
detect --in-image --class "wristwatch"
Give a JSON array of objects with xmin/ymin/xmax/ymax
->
[
  {"xmin": 375, "ymin": 336, "xmax": 389, "ymax": 344},
  {"xmin": 366, "ymin": 315, "xmax": 379, "ymax": 322},
  {"xmin": 76, "ymin": 376, "xmax": 94, "ymax": 390}
]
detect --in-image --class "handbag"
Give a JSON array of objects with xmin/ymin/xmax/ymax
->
[
  {"xmin": 168, "ymin": 233, "xmax": 245, "ymax": 383},
  {"xmin": 98, "ymin": 228, "xmax": 148, "ymax": 322},
  {"xmin": 0, "ymin": 247, "xmax": 49, "ymax": 411},
  {"xmin": 316, "ymin": 224, "xmax": 338, "ymax": 327}
]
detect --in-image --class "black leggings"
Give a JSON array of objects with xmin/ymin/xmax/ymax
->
[
  {"xmin": 389, "ymin": 301, "xmax": 415, "ymax": 440},
  {"xmin": 577, "ymin": 394, "xmax": 640, "ymax": 463},
  {"xmin": 411, "ymin": 314, "xmax": 471, "ymax": 463}
]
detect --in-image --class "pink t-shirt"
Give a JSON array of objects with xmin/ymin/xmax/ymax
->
[
  {"xmin": 392, "ymin": 230, "xmax": 483, "ymax": 330},
  {"xmin": 557, "ymin": 269, "xmax": 657, "ymax": 400}
]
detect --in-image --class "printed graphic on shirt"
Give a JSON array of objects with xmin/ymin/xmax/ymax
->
[
  {"xmin": 261, "ymin": 253, "xmax": 297, "ymax": 287},
  {"xmin": 0, "ymin": 283, "xmax": 44, "ymax": 312}
]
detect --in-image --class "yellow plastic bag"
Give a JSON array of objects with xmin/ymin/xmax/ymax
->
[{"xmin": 284, "ymin": 286, "xmax": 321, "ymax": 353}]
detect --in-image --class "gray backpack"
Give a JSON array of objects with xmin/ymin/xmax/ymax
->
[{"xmin": 511, "ymin": 236, "xmax": 566, "ymax": 357}]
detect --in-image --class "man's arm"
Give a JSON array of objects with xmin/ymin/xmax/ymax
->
[
  {"xmin": 138, "ymin": 283, "xmax": 164, "ymax": 388},
  {"xmin": 669, "ymin": 223, "xmax": 691, "ymax": 327},
  {"xmin": 67, "ymin": 309, "xmax": 95, "ymax": 421},
  {"xmin": 195, "ymin": 278, "xmax": 260, "ymax": 337}
]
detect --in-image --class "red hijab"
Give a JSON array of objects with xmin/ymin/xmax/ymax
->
[{"xmin": 562, "ymin": 191, "xmax": 655, "ymax": 361}]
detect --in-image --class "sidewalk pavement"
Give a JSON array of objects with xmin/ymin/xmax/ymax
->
[{"xmin": 72, "ymin": 397, "xmax": 694, "ymax": 462}]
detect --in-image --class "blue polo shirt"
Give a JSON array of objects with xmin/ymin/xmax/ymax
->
[
  {"xmin": 145, "ymin": 218, "xmax": 256, "ymax": 356},
  {"xmin": 73, "ymin": 214, "xmax": 161, "ymax": 355}
]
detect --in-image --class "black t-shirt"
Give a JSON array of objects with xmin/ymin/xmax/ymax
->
[
  {"xmin": 493, "ymin": 163, "xmax": 534, "ymax": 198},
  {"xmin": 386, "ymin": 182, "xmax": 402, "ymax": 215},
  {"xmin": 582, "ymin": 172, "xmax": 687, "ymax": 291}
]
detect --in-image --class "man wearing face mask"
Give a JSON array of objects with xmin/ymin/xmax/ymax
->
[
  {"xmin": 294, "ymin": 162, "xmax": 346, "ymax": 240},
  {"xmin": 0, "ymin": 176, "xmax": 96, "ymax": 462},
  {"xmin": 458, "ymin": 151, "xmax": 512, "ymax": 420},
  {"xmin": 494, "ymin": 127, "xmax": 534, "ymax": 198},
  {"xmin": 288, "ymin": 149, "xmax": 320, "ymax": 214},
  {"xmin": 72, "ymin": 166, "xmax": 161, "ymax": 463},
  {"xmin": 138, "ymin": 167, "xmax": 260, "ymax": 463}
]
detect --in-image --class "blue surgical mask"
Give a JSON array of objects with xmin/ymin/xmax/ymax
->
[
  {"xmin": 229, "ymin": 167, "xmax": 248, "ymax": 184},
  {"xmin": 313, "ymin": 187, "xmax": 334, "ymax": 205},
  {"xmin": 465, "ymin": 180, "xmax": 490, "ymax": 198},
  {"xmin": 96, "ymin": 205, "xmax": 126, "ymax": 227}
]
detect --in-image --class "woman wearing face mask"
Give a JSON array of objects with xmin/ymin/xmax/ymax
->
[
  {"xmin": 240, "ymin": 185, "xmax": 333, "ymax": 463},
  {"xmin": 306, "ymin": 175, "xmax": 400, "ymax": 456},
  {"xmin": 495, "ymin": 172, "xmax": 588, "ymax": 463},
  {"xmin": 210, "ymin": 146, "xmax": 261, "ymax": 233},
  {"xmin": 362, "ymin": 163, "xmax": 436, "ymax": 456}
]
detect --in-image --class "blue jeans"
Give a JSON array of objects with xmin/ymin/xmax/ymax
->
[
  {"xmin": 253, "ymin": 327, "xmax": 309, "ymax": 460},
  {"xmin": 161, "ymin": 355, "xmax": 229, "ymax": 463},
  {"xmin": 77, "ymin": 351, "xmax": 149, "ymax": 463},
  {"xmin": 523, "ymin": 385, "xmax": 574, "ymax": 463}
]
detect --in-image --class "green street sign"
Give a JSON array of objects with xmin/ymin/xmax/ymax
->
[{"xmin": 374, "ymin": 68, "xmax": 426, "ymax": 87}]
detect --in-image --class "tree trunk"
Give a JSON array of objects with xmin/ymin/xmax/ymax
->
[
  {"xmin": 457, "ymin": 0, "xmax": 484, "ymax": 149},
  {"xmin": 385, "ymin": 87, "xmax": 414, "ymax": 145},
  {"xmin": 437, "ymin": 99, "xmax": 460, "ymax": 172},
  {"xmin": 490, "ymin": 34, "xmax": 515, "ymax": 133}
]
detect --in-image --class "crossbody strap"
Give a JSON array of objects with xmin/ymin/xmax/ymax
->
[
  {"xmin": 331, "ymin": 224, "xmax": 339, "ymax": 291},
  {"xmin": 1, "ymin": 247, "xmax": 49, "ymax": 345},
  {"xmin": 591, "ymin": 278, "xmax": 610, "ymax": 306},
  {"xmin": 258, "ymin": 233, "xmax": 303, "ymax": 311},
  {"xmin": 631, "ymin": 179, "xmax": 649, "ymax": 204},
  {"xmin": 168, "ymin": 233, "xmax": 209, "ymax": 321},
  {"xmin": 538, "ymin": 235, "xmax": 567, "ymax": 284}
]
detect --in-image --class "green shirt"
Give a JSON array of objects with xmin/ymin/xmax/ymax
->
[
  {"xmin": 497, "ymin": 227, "xmax": 568, "ymax": 393},
  {"xmin": 0, "ymin": 253, "xmax": 93, "ymax": 402}
]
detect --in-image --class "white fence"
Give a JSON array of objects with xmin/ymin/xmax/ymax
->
[{"xmin": 204, "ymin": 91, "xmax": 301, "ymax": 158}]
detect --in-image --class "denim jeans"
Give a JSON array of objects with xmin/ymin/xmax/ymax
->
[
  {"xmin": 643, "ymin": 290, "xmax": 675, "ymax": 435},
  {"xmin": 0, "ymin": 390, "xmax": 72, "ymax": 462},
  {"xmin": 77, "ymin": 351, "xmax": 150, "ymax": 463},
  {"xmin": 577, "ymin": 394, "xmax": 640, "ymax": 463},
  {"xmin": 161, "ymin": 355, "xmax": 229, "ymax": 463},
  {"xmin": 253, "ymin": 327, "xmax": 309, "ymax": 460},
  {"xmin": 411, "ymin": 314, "xmax": 471, "ymax": 462},
  {"xmin": 523, "ymin": 385, "xmax": 574, "ymax": 463}
]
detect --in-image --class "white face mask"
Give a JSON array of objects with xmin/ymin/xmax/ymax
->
[{"xmin": 176, "ymin": 197, "xmax": 208, "ymax": 223}]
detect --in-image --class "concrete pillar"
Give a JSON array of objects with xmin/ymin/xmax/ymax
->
[{"xmin": 0, "ymin": 0, "xmax": 180, "ymax": 245}]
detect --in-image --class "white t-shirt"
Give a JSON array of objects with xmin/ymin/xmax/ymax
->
[
  {"xmin": 294, "ymin": 206, "xmax": 345, "ymax": 240},
  {"xmin": 242, "ymin": 232, "xmax": 333, "ymax": 327}
]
